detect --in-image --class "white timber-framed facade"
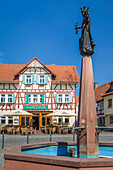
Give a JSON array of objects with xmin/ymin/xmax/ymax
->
[{"xmin": 0, "ymin": 57, "xmax": 80, "ymax": 131}]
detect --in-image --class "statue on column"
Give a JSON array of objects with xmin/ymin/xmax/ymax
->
[{"xmin": 75, "ymin": 6, "xmax": 95, "ymax": 56}]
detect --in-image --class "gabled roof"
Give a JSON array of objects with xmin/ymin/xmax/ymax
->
[
  {"xmin": 0, "ymin": 64, "xmax": 26, "ymax": 83},
  {"xmin": 15, "ymin": 57, "xmax": 56, "ymax": 76},
  {"xmin": 46, "ymin": 65, "xmax": 80, "ymax": 83},
  {"xmin": 95, "ymin": 83, "xmax": 110, "ymax": 102},
  {"xmin": 76, "ymin": 96, "xmax": 79, "ymax": 106},
  {"xmin": 0, "ymin": 57, "xmax": 80, "ymax": 83}
]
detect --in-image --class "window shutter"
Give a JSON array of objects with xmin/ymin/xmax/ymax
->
[
  {"xmin": 13, "ymin": 94, "xmax": 15, "ymax": 103},
  {"xmin": 45, "ymin": 75, "xmax": 48, "ymax": 84},
  {"xmin": 22, "ymin": 75, "xmax": 25, "ymax": 84},
  {"xmin": 26, "ymin": 94, "xmax": 29, "ymax": 104},
  {"xmin": 42, "ymin": 94, "xmax": 45, "ymax": 104},
  {"xmin": 36, "ymin": 75, "xmax": 40, "ymax": 84},
  {"xmin": 70, "ymin": 94, "xmax": 72, "ymax": 103},
  {"xmin": 55, "ymin": 94, "xmax": 58, "ymax": 103},
  {"xmin": 32, "ymin": 75, "xmax": 35, "ymax": 84}
]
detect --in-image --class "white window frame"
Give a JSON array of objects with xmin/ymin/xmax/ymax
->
[
  {"xmin": 0, "ymin": 94, "xmax": 13, "ymax": 103},
  {"xmin": 58, "ymin": 94, "xmax": 63, "ymax": 103},
  {"xmin": 25, "ymin": 75, "xmax": 32, "ymax": 84},
  {"xmin": 57, "ymin": 94, "xmax": 71, "ymax": 103},
  {"xmin": 1, "ymin": 94, "xmax": 5, "ymax": 103},
  {"xmin": 65, "ymin": 94, "xmax": 70, "ymax": 103},
  {"xmin": 8, "ymin": 94, "xmax": 13, "ymax": 103},
  {"xmin": 1, "ymin": 116, "xmax": 6, "ymax": 125},
  {"xmin": 29, "ymin": 94, "xmax": 42, "ymax": 104},
  {"xmin": 33, "ymin": 94, "xmax": 38, "ymax": 103},
  {"xmin": 40, "ymin": 75, "xmax": 45, "ymax": 84},
  {"xmin": 40, "ymin": 95, "xmax": 42, "ymax": 103},
  {"xmin": 29, "ymin": 94, "xmax": 31, "ymax": 103}
]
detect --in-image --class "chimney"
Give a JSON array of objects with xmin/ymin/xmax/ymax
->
[
  {"xmin": 52, "ymin": 62, "xmax": 55, "ymax": 65},
  {"xmin": 94, "ymin": 82, "xmax": 98, "ymax": 90}
]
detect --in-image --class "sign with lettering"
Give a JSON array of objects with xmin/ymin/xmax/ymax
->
[{"xmin": 23, "ymin": 105, "xmax": 48, "ymax": 110}]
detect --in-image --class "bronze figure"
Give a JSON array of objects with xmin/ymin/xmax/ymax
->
[{"xmin": 75, "ymin": 6, "xmax": 95, "ymax": 56}]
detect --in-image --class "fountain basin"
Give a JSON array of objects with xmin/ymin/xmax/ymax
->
[{"xmin": 4, "ymin": 142, "xmax": 113, "ymax": 170}]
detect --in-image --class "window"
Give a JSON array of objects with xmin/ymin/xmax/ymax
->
[
  {"xmin": 108, "ymin": 99, "xmax": 112, "ymax": 108},
  {"xmin": 65, "ymin": 94, "xmax": 70, "ymax": 103},
  {"xmin": 110, "ymin": 116, "xmax": 113, "ymax": 124},
  {"xmin": 26, "ymin": 75, "xmax": 32, "ymax": 84},
  {"xmin": 47, "ymin": 118, "xmax": 50, "ymax": 125},
  {"xmin": 1, "ymin": 94, "xmax": 5, "ymax": 103},
  {"xmin": 58, "ymin": 94, "xmax": 63, "ymax": 103},
  {"xmin": 40, "ymin": 75, "xmax": 45, "ymax": 84},
  {"xmin": 8, "ymin": 94, "xmax": 13, "ymax": 103},
  {"xmin": 100, "ymin": 102, "xmax": 104, "ymax": 109},
  {"xmin": 21, "ymin": 117, "xmax": 25, "ymax": 126},
  {"xmin": 65, "ymin": 118, "xmax": 69, "ymax": 125},
  {"xmin": 29, "ymin": 95, "xmax": 31, "ymax": 103},
  {"xmin": 26, "ymin": 117, "xmax": 29, "ymax": 126},
  {"xmin": 33, "ymin": 94, "xmax": 38, "ymax": 103},
  {"xmin": 1, "ymin": 116, "xmax": 6, "ymax": 124},
  {"xmin": 8, "ymin": 117, "xmax": 13, "ymax": 125},
  {"xmin": 55, "ymin": 93, "xmax": 72, "ymax": 103},
  {"xmin": 40, "ymin": 95, "xmax": 42, "ymax": 103},
  {"xmin": 58, "ymin": 118, "xmax": 62, "ymax": 124},
  {"xmin": 42, "ymin": 117, "xmax": 45, "ymax": 126},
  {"xmin": 26, "ymin": 94, "xmax": 44, "ymax": 104}
]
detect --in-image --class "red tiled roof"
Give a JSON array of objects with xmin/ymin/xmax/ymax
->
[
  {"xmin": 95, "ymin": 83, "xmax": 110, "ymax": 102},
  {"xmin": 0, "ymin": 64, "xmax": 26, "ymax": 82},
  {"xmin": 76, "ymin": 96, "xmax": 79, "ymax": 106},
  {"xmin": 0, "ymin": 59, "xmax": 79, "ymax": 83},
  {"xmin": 46, "ymin": 65, "xmax": 80, "ymax": 83}
]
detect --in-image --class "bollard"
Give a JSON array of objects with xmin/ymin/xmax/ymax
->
[
  {"xmin": 27, "ymin": 131, "xmax": 29, "ymax": 144},
  {"xmin": 73, "ymin": 133, "xmax": 75, "ymax": 142},
  {"xmin": 2, "ymin": 131, "xmax": 4, "ymax": 149},
  {"xmin": 50, "ymin": 133, "xmax": 52, "ymax": 142}
]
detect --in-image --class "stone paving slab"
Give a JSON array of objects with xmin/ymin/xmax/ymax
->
[{"xmin": 0, "ymin": 132, "xmax": 113, "ymax": 168}]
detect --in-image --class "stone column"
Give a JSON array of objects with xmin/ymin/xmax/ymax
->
[{"xmin": 77, "ymin": 56, "xmax": 99, "ymax": 158}]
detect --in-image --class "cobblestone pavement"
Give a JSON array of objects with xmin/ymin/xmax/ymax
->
[{"xmin": 1, "ymin": 132, "xmax": 113, "ymax": 168}]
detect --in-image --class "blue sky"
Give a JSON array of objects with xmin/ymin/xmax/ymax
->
[{"xmin": 0, "ymin": 0, "xmax": 113, "ymax": 88}]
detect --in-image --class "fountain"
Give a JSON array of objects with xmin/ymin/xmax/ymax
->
[{"xmin": 4, "ymin": 6, "xmax": 113, "ymax": 170}]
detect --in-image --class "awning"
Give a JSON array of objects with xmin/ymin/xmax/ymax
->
[{"xmin": 46, "ymin": 110, "xmax": 77, "ymax": 117}]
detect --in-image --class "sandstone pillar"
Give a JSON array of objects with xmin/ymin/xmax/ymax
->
[{"xmin": 77, "ymin": 56, "xmax": 99, "ymax": 158}]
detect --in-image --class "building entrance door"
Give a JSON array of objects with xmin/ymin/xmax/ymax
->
[{"xmin": 33, "ymin": 116, "xmax": 39, "ymax": 130}]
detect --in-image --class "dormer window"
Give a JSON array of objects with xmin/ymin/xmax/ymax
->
[
  {"xmin": 22, "ymin": 75, "xmax": 35, "ymax": 84},
  {"xmin": 26, "ymin": 75, "xmax": 32, "ymax": 84}
]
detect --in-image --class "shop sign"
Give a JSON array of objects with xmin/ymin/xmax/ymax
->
[{"xmin": 23, "ymin": 105, "xmax": 48, "ymax": 110}]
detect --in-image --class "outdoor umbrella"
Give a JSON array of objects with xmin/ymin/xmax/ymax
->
[
  {"xmin": 46, "ymin": 110, "xmax": 77, "ymax": 127},
  {"xmin": 3, "ymin": 109, "xmax": 33, "ymax": 116},
  {"xmin": 3, "ymin": 109, "xmax": 33, "ymax": 132},
  {"xmin": 46, "ymin": 110, "xmax": 77, "ymax": 117}
]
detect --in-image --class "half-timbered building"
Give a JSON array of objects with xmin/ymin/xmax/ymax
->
[{"xmin": 0, "ymin": 57, "xmax": 79, "ymax": 131}]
